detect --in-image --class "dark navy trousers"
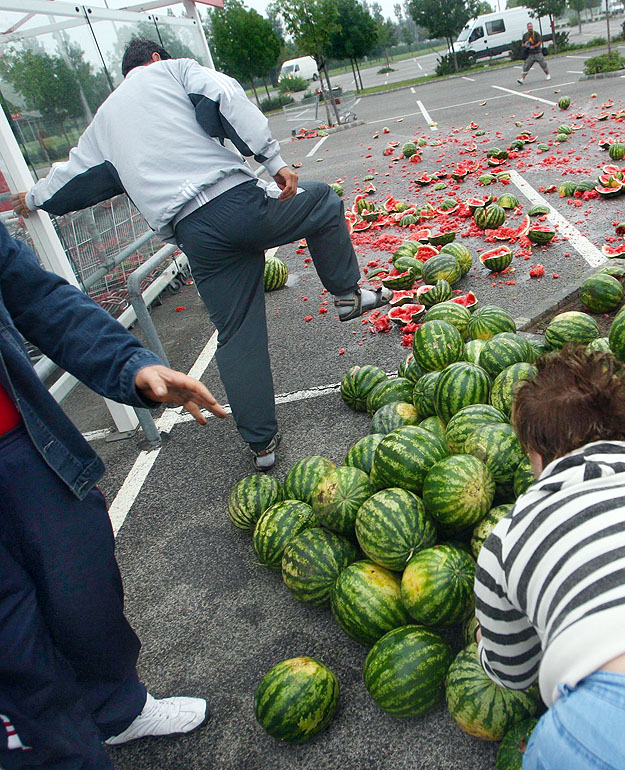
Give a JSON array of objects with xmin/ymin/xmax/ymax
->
[
  {"xmin": 0, "ymin": 425, "xmax": 146, "ymax": 769},
  {"xmin": 175, "ymin": 180, "xmax": 361, "ymax": 450}
]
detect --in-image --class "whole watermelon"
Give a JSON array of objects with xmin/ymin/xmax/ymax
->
[
  {"xmin": 227, "ymin": 474, "xmax": 282, "ymax": 531},
  {"xmin": 479, "ymin": 333, "xmax": 534, "ymax": 379},
  {"xmin": 397, "ymin": 354, "xmax": 426, "ymax": 383},
  {"xmin": 253, "ymin": 500, "xmax": 317, "ymax": 570},
  {"xmin": 254, "ymin": 657, "xmax": 339, "ymax": 743},
  {"xmin": 514, "ymin": 455, "xmax": 536, "ymax": 497},
  {"xmin": 263, "ymin": 256, "xmax": 289, "ymax": 291},
  {"xmin": 281, "ymin": 527, "xmax": 359, "ymax": 605},
  {"xmin": 355, "ymin": 487, "xmax": 437, "ymax": 571},
  {"xmin": 464, "ymin": 423, "xmax": 525, "ymax": 487},
  {"xmin": 469, "ymin": 305, "xmax": 516, "ymax": 340},
  {"xmin": 283, "ymin": 456, "xmax": 336, "ymax": 505},
  {"xmin": 330, "ymin": 560, "xmax": 410, "ymax": 646},
  {"xmin": 371, "ymin": 402, "xmax": 420, "ymax": 434},
  {"xmin": 544, "ymin": 311, "xmax": 600, "ymax": 350},
  {"xmin": 580, "ymin": 273, "xmax": 623, "ymax": 313},
  {"xmin": 432, "ymin": 362, "xmax": 492, "ymax": 423},
  {"xmin": 343, "ymin": 433, "xmax": 385, "ymax": 475},
  {"xmin": 446, "ymin": 644, "xmax": 539, "ymax": 740},
  {"xmin": 412, "ymin": 371, "xmax": 441, "ymax": 418},
  {"xmin": 489, "ymin": 362, "xmax": 537, "ymax": 417},
  {"xmin": 312, "ymin": 466, "xmax": 375, "ymax": 537},
  {"xmin": 340, "ymin": 365, "xmax": 387, "ymax": 411},
  {"xmin": 424, "ymin": 301, "xmax": 471, "ymax": 340},
  {"xmin": 418, "ymin": 415, "xmax": 447, "ymax": 440},
  {"xmin": 495, "ymin": 717, "xmax": 539, "ymax": 769},
  {"xmin": 401, "ymin": 545, "xmax": 476, "ymax": 627},
  {"xmin": 366, "ymin": 378, "xmax": 414, "ymax": 415},
  {"xmin": 364, "ymin": 625, "xmax": 453, "ymax": 717},
  {"xmin": 445, "ymin": 404, "xmax": 508, "ymax": 454},
  {"xmin": 470, "ymin": 503, "xmax": 513, "ymax": 558},
  {"xmin": 371, "ymin": 425, "xmax": 449, "ymax": 494},
  {"xmin": 413, "ymin": 320, "xmax": 464, "ymax": 372}
]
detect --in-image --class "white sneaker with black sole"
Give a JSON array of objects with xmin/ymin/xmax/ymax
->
[{"xmin": 105, "ymin": 694, "xmax": 208, "ymax": 745}]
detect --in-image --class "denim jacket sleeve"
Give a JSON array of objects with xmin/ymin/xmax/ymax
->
[{"xmin": 0, "ymin": 223, "xmax": 163, "ymax": 408}]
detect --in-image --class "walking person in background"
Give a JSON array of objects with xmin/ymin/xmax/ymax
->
[
  {"xmin": 12, "ymin": 38, "xmax": 390, "ymax": 472},
  {"xmin": 0, "ymin": 221, "xmax": 227, "ymax": 769},
  {"xmin": 517, "ymin": 22, "xmax": 550, "ymax": 84},
  {"xmin": 473, "ymin": 346, "xmax": 625, "ymax": 769}
]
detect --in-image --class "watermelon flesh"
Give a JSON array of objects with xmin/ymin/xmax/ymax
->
[
  {"xmin": 389, "ymin": 290, "xmax": 417, "ymax": 307},
  {"xmin": 451, "ymin": 292, "xmax": 478, "ymax": 311},
  {"xmin": 388, "ymin": 304, "xmax": 426, "ymax": 326}
]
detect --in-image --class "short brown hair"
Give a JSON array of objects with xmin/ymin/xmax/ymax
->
[{"xmin": 512, "ymin": 345, "xmax": 625, "ymax": 466}]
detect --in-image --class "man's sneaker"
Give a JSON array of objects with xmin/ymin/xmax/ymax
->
[
  {"xmin": 545, "ymin": 74, "xmax": 551, "ymax": 80},
  {"xmin": 105, "ymin": 694, "xmax": 208, "ymax": 746},
  {"xmin": 250, "ymin": 433, "xmax": 281, "ymax": 471},
  {"xmin": 517, "ymin": 78, "xmax": 524, "ymax": 85}
]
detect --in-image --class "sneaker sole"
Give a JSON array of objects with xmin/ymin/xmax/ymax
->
[{"xmin": 106, "ymin": 711, "xmax": 210, "ymax": 746}]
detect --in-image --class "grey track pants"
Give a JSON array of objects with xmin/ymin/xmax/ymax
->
[{"xmin": 174, "ymin": 180, "xmax": 360, "ymax": 449}]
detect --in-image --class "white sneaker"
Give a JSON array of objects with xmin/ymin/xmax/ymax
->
[
  {"xmin": 105, "ymin": 693, "xmax": 208, "ymax": 746},
  {"xmin": 546, "ymin": 74, "xmax": 551, "ymax": 80}
]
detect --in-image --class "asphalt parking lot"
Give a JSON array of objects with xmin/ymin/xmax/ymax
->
[{"xmin": 59, "ymin": 58, "xmax": 625, "ymax": 769}]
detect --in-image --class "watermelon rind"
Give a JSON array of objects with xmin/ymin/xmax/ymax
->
[
  {"xmin": 413, "ymin": 319, "xmax": 465, "ymax": 372},
  {"xmin": 469, "ymin": 305, "xmax": 517, "ymax": 340},
  {"xmin": 364, "ymin": 625, "xmax": 453, "ymax": 717},
  {"xmin": 330, "ymin": 560, "xmax": 410, "ymax": 645},
  {"xmin": 401, "ymin": 545, "xmax": 477, "ymax": 626},
  {"xmin": 579, "ymin": 273, "xmax": 624, "ymax": 314},
  {"xmin": 479, "ymin": 333, "xmax": 534, "ymax": 379},
  {"xmin": 464, "ymin": 423, "xmax": 525, "ymax": 486},
  {"xmin": 312, "ymin": 466, "xmax": 375, "ymax": 537},
  {"xmin": 254, "ymin": 656, "xmax": 339, "ymax": 743},
  {"xmin": 264, "ymin": 256, "xmax": 289, "ymax": 291},
  {"xmin": 470, "ymin": 503, "xmax": 512, "ymax": 558},
  {"xmin": 253, "ymin": 500, "xmax": 318, "ymax": 570},
  {"xmin": 281, "ymin": 527, "xmax": 359, "ymax": 606},
  {"xmin": 283, "ymin": 456, "xmax": 337, "ymax": 505},
  {"xmin": 513, "ymin": 455, "xmax": 536, "ymax": 498},
  {"xmin": 446, "ymin": 644, "xmax": 539, "ymax": 740},
  {"xmin": 355, "ymin": 487, "xmax": 437, "ymax": 571},
  {"xmin": 464, "ymin": 338, "xmax": 487, "ymax": 365},
  {"xmin": 422, "ymin": 455, "xmax": 495, "ymax": 531},
  {"xmin": 227, "ymin": 474, "xmax": 282, "ymax": 531},
  {"xmin": 495, "ymin": 717, "xmax": 539, "ymax": 770},
  {"xmin": 445, "ymin": 404, "xmax": 508, "ymax": 454},
  {"xmin": 544, "ymin": 311, "xmax": 600, "ymax": 350},
  {"xmin": 343, "ymin": 434, "xmax": 385, "ymax": 475},
  {"xmin": 340, "ymin": 365, "xmax": 387, "ymax": 411},
  {"xmin": 424, "ymin": 302, "xmax": 471, "ymax": 341},
  {"xmin": 489, "ymin": 362, "xmax": 537, "ymax": 417},
  {"xmin": 371, "ymin": 425, "xmax": 450, "ymax": 494},
  {"xmin": 412, "ymin": 371, "xmax": 441, "ymax": 418},
  {"xmin": 366, "ymin": 378, "xmax": 415, "ymax": 415},
  {"xmin": 432, "ymin": 361, "xmax": 492, "ymax": 423}
]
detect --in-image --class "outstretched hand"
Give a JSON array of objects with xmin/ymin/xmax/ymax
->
[
  {"xmin": 11, "ymin": 193, "xmax": 31, "ymax": 218},
  {"xmin": 273, "ymin": 166, "xmax": 298, "ymax": 201},
  {"xmin": 135, "ymin": 365, "xmax": 227, "ymax": 425}
]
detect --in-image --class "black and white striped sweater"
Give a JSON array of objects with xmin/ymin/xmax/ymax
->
[{"xmin": 475, "ymin": 440, "xmax": 625, "ymax": 706}]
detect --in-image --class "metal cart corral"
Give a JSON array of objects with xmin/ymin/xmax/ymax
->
[{"xmin": 282, "ymin": 88, "xmax": 358, "ymax": 126}]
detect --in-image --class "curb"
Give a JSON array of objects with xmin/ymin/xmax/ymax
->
[
  {"xmin": 326, "ymin": 120, "xmax": 366, "ymax": 134},
  {"xmin": 580, "ymin": 69, "xmax": 625, "ymax": 80}
]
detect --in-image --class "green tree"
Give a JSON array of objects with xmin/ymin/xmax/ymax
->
[
  {"xmin": 569, "ymin": 0, "xmax": 585, "ymax": 32},
  {"xmin": 327, "ymin": 0, "xmax": 377, "ymax": 89},
  {"xmin": 208, "ymin": 0, "xmax": 281, "ymax": 104},
  {"xmin": 272, "ymin": 0, "xmax": 342, "ymax": 123},
  {"xmin": 370, "ymin": 2, "xmax": 396, "ymax": 65},
  {"xmin": 407, "ymin": 0, "xmax": 479, "ymax": 70},
  {"xmin": 524, "ymin": 0, "xmax": 567, "ymax": 51}
]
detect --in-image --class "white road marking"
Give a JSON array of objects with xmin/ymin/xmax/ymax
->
[
  {"xmin": 417, "ymin": 61, "xmax": 423, "ymax": 70},
  {"xmin": 508, "ymin": 170, "xmax": 606, "ymax": 268},
  {"xmin": 566, "ymin": 54, "xmax": 590, "ymax": 59},
  {"xmin": 417, "ymin": 99, "xmax": 438, "ymax": 130},
  {"xmin": 531, "ymin": 81, "xmax": 576, "ymax": 91},
  {"xmin": 354, "ymin": 97, "xmax": 361, "ymax": 106},
  {"xmin": 462, "ymin": 76, "xmax": 475, "ymax": 81},
  {"xmin": 567, "ymin": 70, "xmax": 584, "ymax": 74},
  {"xmin": 410, "ymin": 87, "xmax": 415, "ymax": 94},
  {"xmin": 514, "ymin": 65, "xmax": 523, "ymax": 69},
  {"xmin": 307, "ymin": 135, "xmax": 329, "ymax": 157},
  {"xmin": 491, "ymin": 85, "xmax": 556, "ymax": 106}
]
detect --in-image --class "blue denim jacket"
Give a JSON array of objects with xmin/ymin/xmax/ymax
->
[{"xmin": 0, "ymin": 223, "xmax": 162, "ymax": 499}]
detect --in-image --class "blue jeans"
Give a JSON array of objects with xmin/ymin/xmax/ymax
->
[{"xmin": 523, "ymin": 671, "xmax": 625, "ymax": 769}]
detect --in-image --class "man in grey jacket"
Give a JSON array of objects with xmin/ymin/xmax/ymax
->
[{"xmin": 14, "ymin": 39, "xmax": 389, "ymax": 470}]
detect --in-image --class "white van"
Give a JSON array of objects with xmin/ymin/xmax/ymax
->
[
  {"xmin": 451, "ymin": 7, "xmax": 552, "ymax": 58},
  {"xmin": 278, "ymin": 56, "xmax": 318, "ymax": 82}
]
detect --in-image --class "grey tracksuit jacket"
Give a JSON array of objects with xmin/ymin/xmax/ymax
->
[{"xmin": 26, "ymin": 59, "xmax": 286, "ymax": 243}]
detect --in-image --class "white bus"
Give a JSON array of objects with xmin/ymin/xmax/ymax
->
[{"xmin": 451, "ymin": 8, "xmax": 552, "ymax": 58}]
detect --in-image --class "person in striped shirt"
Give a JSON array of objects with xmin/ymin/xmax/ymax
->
[{"xmin": 474, "ymin": 345, "xmax": 625, "ymax": 769}]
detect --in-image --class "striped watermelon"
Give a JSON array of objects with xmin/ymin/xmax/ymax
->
[
  {"xmin": 366, "ymin": 378, "xmax": 414, "ymax": 415},
  {"xmin": 371, "ymin": 425, "xmax": 450, "ymax": 494},
  {"xmin": 479, "ymin": 333, "xmax": 534, "ymax": 378},
  {"xmin": 397, "ymin": 354, "xmax": 425, "ymax": 383},
  {"xmin": 421, "ymin": 254, "xmax": 462, "ymax": 286},
  {"xmin": 355, "ymin": 487, "xmax": 437, "ymax": 571},
  {"xmin": 343, "ymin": 434, "xmax": 384, "ymax": 475},
  {"xmin": 340, "ymin": 365, "xmax": 387, "ymax": 411},
  {"xmin": 513, "ymin": 455, "xmax": 535, "ymax": 497},
  {"xmin": 464, "ymin": 338, "xmax": 487, "ymax": 365},
  {"xmin": 371, "ymin": 402, "xmax": 420, "ymax": 434},
  {"xmin": 609, "ymin": 305, "xmax": 625, "ymax": 361},
  {"xmin": 587, "ymin": 336, "xmax": 611, "ymax": 354},
  {"xmin": 527, "ymin": 225, "xmax": 555, "ymax": 243},
  {"xmin": 363, "ymin": 625, "xmax": 453, "ymax": 717},
  {"xmin": 417, "ymin": 280, "xmax": 453, "ymax": 307},
  {"xmin": 446, "ymin": 644, "xmax": 539, "ymax": 740},
  {"xmin": 412, "ymin": 371, "xmax": 441, "ymax": 418},
  {"xmin": 418, "ymin": 415, "xmax": 447, "ymax": 439},
  {"xmin": 545, "ymin": 311, "xmax": 600, "ymax": 349},
  {"xmin": 470, "ymin": 503, "xmax": 513, "ymax": 558},
  {"xmin": 401, "ymin": 545, "xmax": 477, "ymax": 626},
  {"xmin": 463, "ymin": 615, "xmax": 480, "ymax": 646},
  {"xmin": 464, "ymin": 424, "xmax": 525, "ymax": 487},
  {"xmin": 283, "ymin": 456, "xmax": 336, "ymax": 505},
  {"xmin": 474, "ymin": 204, "xmax": 506, "ymax": 229},
  {"xmin": 413, "ymin": 320, "xmax": 465, "ymax": 372},
  {"xmin": 263, "ymin": 256, "xmax": 289, "ymax": 291},
  {"xmin": 480, "ymin": 246, "xmax": 513, "ymax": 272},
  {"xmin": 433, "ymin": 362, "xmax": 492, "ymax": 423},
  {"xmin": 253, "ymin": 501, "xmax": 318, "ymax": 570},
  {"xmin": 422, "ymin": 455, "xmax": 495, "ymax": 531},
  {"xmin": 330, "ymin": 560, "xmax": 410, "ymax": 645},
  {"xmin": 254, "ymin": 657, "xmax": 339, "ymax": 743},
  {"xmin": 445, "ymin": 404, "xmax": 508, "ymax": 454},
  {"xmin": 580, "ymin": 273, "xmax": 624, "ymax": 313},
  {"xmin": 440, "ymin": 242, "xmax": 473, "ymax": 275},
  {"xmin": 227, "ymin": 474, "xmax": 282, "ymax": 531},
  {"xmin": 312, "ymin": 466, "xmax": 375, "ymax": 537},
  {"xmin": 468, "ymin": 305, "xmax": 517, "ymax": 340},
  {"xmin": 489, "ymin": 362, "xmax": 537, "ymax": 417},
  {"xmin": 424, "ymin": 302, "xmax": 471, "ymax": 340},
  {"xmin": 527, "ymin": 338, "xmax": 548, "ymax": 362},
  {"xmin": 281, "ymin": 527, "xmax": 359, "ymax": 605},
  {"xmin": 495, "ymin": 717, "xmax": 539, "ymax": 770}
]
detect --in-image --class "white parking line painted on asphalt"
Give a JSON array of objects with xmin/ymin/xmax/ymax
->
[
  {"xmin": 566, "ymin": 54, "xmax": 590, "ymax": 59},
  {"xmin": 354, "ymin": 97, "xmax": 361, "ymax": 106},
  {"xmin": 417, "ymin": 100, "xmax": 438, "ymax": 130},
  {"xmin": 567, "ymin": 70, "xmax": 584, "ymax": 74},
  {"xmin": 462, "ymin": 76, "xmax": 475, "ymax": 81},
  {"xmin": 410, "ymin": 87, "xmax": 415, "ymax": 93},
  {"xmin": 307, "ymin": 135, "xmax": 329, "ymax": 157},
  {"xmin": 417, "ymin": 61, "xmax": 423, "ymax": 70},
  {"xmin": 509, "ymin": 170, "xmax": 606, "ymax": 268},
  {"xmin": 531, "ymin": 81, "xmax": 576, "ymax": 91},
  {"xmin": 491, "ymin": 85, "xmax": 556, "ymax": 106}
]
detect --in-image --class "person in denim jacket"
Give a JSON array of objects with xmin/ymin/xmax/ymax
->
[{"xmin": 0, "ymin": 222, "xmax": 226, "ymax": 769}]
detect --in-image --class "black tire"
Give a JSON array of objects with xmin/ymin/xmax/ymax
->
[{"xmin": 312, "ymin": 72, "xmax": 318, "ymax": 81}]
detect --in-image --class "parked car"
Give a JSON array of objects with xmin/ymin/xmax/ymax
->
[
  {"xmin": 450, "ymin": 7, "xmax": 552, "ymax": 58},
  {"xmin": 278, "ymin": 56, "xmax": 319, "ymax": 83}
]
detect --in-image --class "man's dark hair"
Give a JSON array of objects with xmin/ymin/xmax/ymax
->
[
  {"xmin": 512, "ymin": 345, "xmax": 625, "ymax": 466},
  {"xmin": 122, "ymin": 38, "xmax": 172, "ymax": 78}
]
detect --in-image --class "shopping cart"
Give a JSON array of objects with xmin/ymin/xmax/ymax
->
[{"xmin": 282, "ymin": 87, "xmax": 357, "ymax": 127}]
